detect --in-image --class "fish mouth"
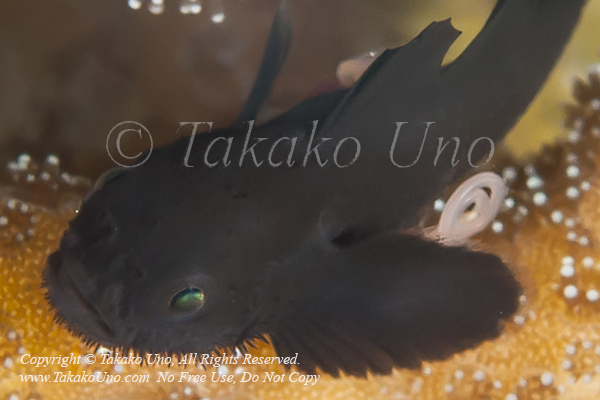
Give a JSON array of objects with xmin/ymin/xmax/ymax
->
[{"xmin": 44, "ymin": 250, "xmax": 119, "ymax": 346}]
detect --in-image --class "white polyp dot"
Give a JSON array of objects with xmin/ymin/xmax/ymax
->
[
  {"xmin": 517, "ymin": 205, "xmax": 529, "ymax": 216},
  {"xmin": 562, "ymin": 256, "xmax": 575, "ymax": 265},
  {"xmin": 503, "ymin": 198, "xmax": 515, "ymax": 210},
  {"xmin": 526, "ymin": 176, "xmax": 544, "ymax": 190},
  {"xmin": 551, "ymin": 210, "xmax": 564, "ymax": 224},
  {"xmin": 560, "ymin": 264, "xmax": 575, "ymax": 278},
  {"xmin": 433, "ymin": 199, "xmax": 445, "ymax": 212},
  {"xmin": 518, "ymin": 378, "xmax": 527, "ymax": 387},
  {"xmin": 566, "ymin": 186, "xmax": 580, "ymax": 200},
  {"xmin": 583, "ymin": 257, "xmax": 595, "ymax": 268},
  {"xmin": 506, "ymin": 394, "xmax": 518, "ymax": 400},
  {"xmin": 520, "ymin": 295, "xmax": 527, "ymax": 303},
  {"xmin": 4, "ymin": 357, "xmax": 13, "ymax": 368},
  {"xmin": 422, "ymin": 366, "xmax": 432, "ymax": 375},
  {"xmin": 217, "ymin": 365, "xmax": 229, "ymax": 375},
  {"xmin": 569, "ymin": 130, "xmax": 582, "ymax": 143},
  {"xmin": 113, "ymin": 364, "xmax": 124, "ymax": 373},
  {"xmin": 566, "ymin": 231, "xmax": 577, "ymax": 242},
  {"xmin": 7, "ymin": 199, "xmax": 17, "ymax": 210},
  {"xmin": 128, "ymin": 0, "xmax": 142, "ymax": 10},
  {"xmin": 0, "ymin": 216, "xmax": 8, "ymax": 227},
  {"xmin": 564, "ymin": 285, "xmax": 579, "ymax": 299},
  {"xmin": 444, "ymin": 384, "xmax": 454, "ymax": 393},
  {"xmin": 581, "ymin": 374, "xmax": 592, "ymax": 384},
  {"xmin": 40, "ymin": 171, "xmax": 51, "ymax": 181},
  {"xmin": 540, "ymin": 372, "xmax": 554, "ymax": 386},
  {"xmin": 579, "ymin": 236, "xmax": 590, "ymax": 246},
  {"xmin": 493, "ymin": 380, "xmax": 503, "ymax": 389},
  {"xmin": 183, "ymin": 387, "xmax": 193, "ymax": 396},
  {"xmin": 573, "ymin": 119, "xmax": 585, "ymax": 130},
  {"xmin": 565, "ymin": 344, "xmax": 577, "ymax": 355},
  {"xmin": 8, "ymin": 394, "xmax": 19, "ymax": 400},
  {"xmin": 565, "ymin": 218, "xmax": 576, "ymax": 228},
  {"xmin": 211, "ymin": 12, "xmax": 225, "ymax": 23},
  {"xmin": 16, "ymin": 153, "xmax": 31, "ymax": 169},
  {"xmin": 586, "ymin": 290, "xmax": 600, "ymax": 302},
  {"xmin": 561, "ymin": 360, "xmax": 573, "ymax": 370},
  {"xmin": 513, "ymin": 315, "xmax": 526, "ymax": 325},
  {"xmin": 581, "ymin": 181, "xmax": 591, "ymax": 191},
  {"xmin": 7, "ymin": 330, "xmax": 17, "ymax": 340},
  {"xmin": 532, "ymin": 192, "xmax": 548, "ymax": 206},
  {"xmin": 566, "ymin": 165, "xmax": 581, "ymax": 178},
  {"xmin": 7, "ymin": 161, "xmax": 18, "ymax": 171},
  {"xmin": 235, "ymin": 366, "xmax": 244, "ymax": 375},
  {"xmin": 593, "ymin": 127, "xmax": 600, "ymax": 138},
  {"xmin": 180, "ymin": 2, "xmax": 202, "ymax": 14},
  {"xmin": 46, "ymin": 154, "xmax": 60, "ymax": 166},
  {"xmin": 412, "ymin": 380, "xmax": 423, "ymax": 392},
  {"xmin": 566, "ymin": 152, "xmax": 579, "ymax": 163},
  {"xmin": 454, "ymin": 369, "xmax": 464, "ymax": 380},
  {"xmin": 524, "ymin": 165, "xmax": 536, "ymax": 175},
  {"xmin": 502, "ymin": 167, "xmax": 518, "ymax": 182},
  {"xmin": 592, "ymin": 99, "xmax": 600, "ymax": 111},
  {"xmin": 149, "ymin": 3, "xmax": 165, "ymax": 14},
  {"xmin": 474, "ymin": 370, "xmax": 485, "ymax": 382},
  {"xmin": 491, "ymin": 220, "xmax": 504, "ymax": 234},
  {"xmin": 169, "ymin": 393, "xmax": 178, "ymax": 400},
  {"xmin": 582, "ymin": 341, "xmax": 592, "ymax": 350}
]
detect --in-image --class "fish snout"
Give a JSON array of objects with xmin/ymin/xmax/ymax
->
[{"xmin": 43, "ymin": 249, "xmax": 122, "ymax": 347}]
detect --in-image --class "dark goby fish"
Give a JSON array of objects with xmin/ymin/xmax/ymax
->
[{"xmin": 44, "ymin": 0, "xmax": 585, "ymax": 377}]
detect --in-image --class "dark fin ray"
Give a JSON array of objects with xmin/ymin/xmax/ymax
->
[
  {"xmin": 292, "ymin": 314, "xmax": 371, "ymax": 377},
  {"xmin": 283, "ymin": 316, "xmax": 347, "ymax": 377},
  {"xmin": 233, "ymin": 0, "xmax": 292, "ymax": 126},
  {"xmin": 268, "ymin": 233, "xmax": 520, "ymax": 377},
  {"xmin": 306, "ymin": 315, "xmax": 396, "ymax": 375},
  {"xmin": 276, "ymin": 326, "xmax": 322, "ymax": 375}
]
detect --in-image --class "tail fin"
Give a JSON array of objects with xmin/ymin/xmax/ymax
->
[{"xmin": 443, "ymin": 0, "xmax": 586, "ymax": 143}]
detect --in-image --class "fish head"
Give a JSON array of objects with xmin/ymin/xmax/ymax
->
[{"xmin": 44, "ymin": 150, "xmax": 268, "ymax": 355}]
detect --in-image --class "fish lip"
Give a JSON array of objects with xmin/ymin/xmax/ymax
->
[{"xmin": 44, "ymin": 250, "xmax": 119, "ymax": 345}]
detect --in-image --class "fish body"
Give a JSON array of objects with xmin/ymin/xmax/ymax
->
[{"xmin": 44, "ymin": 0, "xmax": 586, "ymax": 377}]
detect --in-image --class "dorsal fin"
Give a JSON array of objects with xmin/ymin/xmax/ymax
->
[{"xmin": 233, "ymin": 0, "xmax": 292, "ymax": 126}]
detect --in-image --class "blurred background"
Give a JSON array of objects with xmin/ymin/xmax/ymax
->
[{"xmin": 0, "ymin": 0, "xmax": 598, "ymax": 178}]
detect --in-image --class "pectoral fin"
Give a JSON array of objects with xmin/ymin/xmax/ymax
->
[{"xmin": 269, "ymin": 233, "xmax": 520, "ymax": 377}]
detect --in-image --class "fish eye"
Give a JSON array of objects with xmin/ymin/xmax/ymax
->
[
  {"xmin": 83, "ymin": 168, "xmax": 128, "ymax": 203},
  {"xmin": 169, "ymin": 287, "xmax": 206, "ymax": 314}
]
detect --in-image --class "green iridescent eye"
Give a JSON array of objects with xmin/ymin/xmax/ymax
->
[{"xmin": 170, "ymin": 287, "xmax": 206, "ymax": 313}]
